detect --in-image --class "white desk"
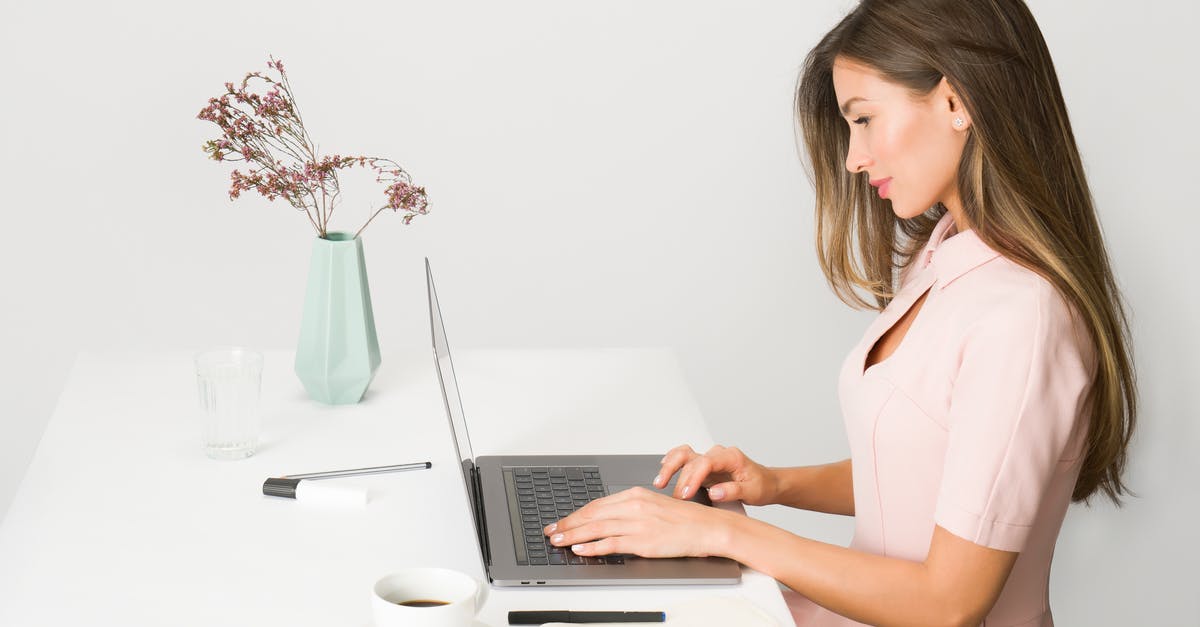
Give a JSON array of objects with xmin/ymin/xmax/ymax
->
[{"xmin": 0, "ymin": 348, "xmax": 794, "ymax": 626}]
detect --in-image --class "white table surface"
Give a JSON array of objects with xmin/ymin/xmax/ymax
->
[{"xmin": 0, "ymin": 348, "xmax": 794, "ymax": 626}]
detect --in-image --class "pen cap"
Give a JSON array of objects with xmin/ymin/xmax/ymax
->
[{"xmin": 263, "ymin": 477, "xmax": 302, "ymax": 498}]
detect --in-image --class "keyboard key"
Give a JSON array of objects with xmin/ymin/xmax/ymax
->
[{"xmin": 508, "ymin": 466, "xmax": 609, "ymax": 566}]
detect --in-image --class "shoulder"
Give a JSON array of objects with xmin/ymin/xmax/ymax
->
[
  {"xmin": 947, "ymin": 256, "xmax": 1095, "ymax": 372},
  {"xmin": 954, "ymin": 256, "xmax": 1073, "ymax": 326}
]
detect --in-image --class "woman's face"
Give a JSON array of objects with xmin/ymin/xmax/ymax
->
[{"xmin": 831, "ymin": 56, "xmax": 972, "ymax": 224}]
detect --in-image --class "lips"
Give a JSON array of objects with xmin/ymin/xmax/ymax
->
[{"xmin": 869, "ymin": 177, "xmax": 892, "ymax": 199}]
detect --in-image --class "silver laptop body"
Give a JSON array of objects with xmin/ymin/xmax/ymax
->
[{"xmin": 426, "ymin": 259, "xmax": 742, "ymax": 586}]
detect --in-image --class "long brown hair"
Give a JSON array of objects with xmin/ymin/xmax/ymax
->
[{"xmin": 794, "ymin": 0, "xmax": 1137, "ymax": 503}]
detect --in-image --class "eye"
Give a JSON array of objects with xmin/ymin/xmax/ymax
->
[{"xmin": 852, "ymin": 116, "xmax": 870, "ymax": 126}]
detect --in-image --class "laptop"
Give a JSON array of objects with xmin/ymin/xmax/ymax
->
[{"xmin": 425, "ymin": 259, "xmax": 742, "ymax": 586}]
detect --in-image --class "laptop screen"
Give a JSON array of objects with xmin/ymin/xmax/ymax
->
[{"xmin": 425, "ymin": 259, "xmax": 489, "ymax": 563}]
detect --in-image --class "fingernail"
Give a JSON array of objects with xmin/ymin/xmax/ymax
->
[
  {"xmin": 660, "ymin": 455, "xmax": 667, "ymax": 463},
  {"xmin": 681, "ymin": 485, "xmax": 691, "ymax": 498},
  {"xmin": 551, "ymin": 534, "xmax": 565, "ymax": 544},
  {"xmin": 709, "ymin": 487, "xmax": 725, "ymax": 500},
  {"xmin": 572, "ymin": 544, "xmax": 587, "ymax": 554},
  {"xmin": 545, "ymin": 523, "xmax": 557, "ymax": 534},
  {"xmin": 653, "ymin": 474, "xmax": 662, "ymax": 486}
]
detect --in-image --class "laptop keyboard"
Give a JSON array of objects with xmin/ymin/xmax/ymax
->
[{"xmin": 504, "ymin": 466, "xmax": 626, "ymax": 566}]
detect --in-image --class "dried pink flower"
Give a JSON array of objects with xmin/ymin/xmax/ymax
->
[{"xmin": 197, "ymin": 56, "xmax": 428, "ymax": 239}]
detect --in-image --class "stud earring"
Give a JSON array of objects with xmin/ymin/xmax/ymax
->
[{"xmin": 954, "ymin": 117, "xmax": 964, "ymax": 128}]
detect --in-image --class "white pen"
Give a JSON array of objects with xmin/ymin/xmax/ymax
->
[{"xmin": 262, "ymin": 462, "xmax": 432, "ymax": 507}]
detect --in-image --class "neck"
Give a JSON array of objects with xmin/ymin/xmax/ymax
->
[{"xmin": 940, "ymin": 194, "xmax": 968, "ymax": 233}]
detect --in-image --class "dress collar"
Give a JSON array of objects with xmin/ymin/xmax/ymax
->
[{"xmin": 916, "ymin": 211, "xmax": 1002, "ymax": 290}]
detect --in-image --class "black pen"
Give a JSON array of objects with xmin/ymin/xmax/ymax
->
[{"xmin": 508, "ymin": 610, "xmax": 665, "ymax": 624}]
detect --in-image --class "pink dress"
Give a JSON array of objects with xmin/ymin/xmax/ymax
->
[{"xmin": 788, "ymin": 212, "xmax": 1097, "ymax": 626}]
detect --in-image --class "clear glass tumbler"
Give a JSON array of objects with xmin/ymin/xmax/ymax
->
[{"xmin": 194, "ymin": 347, "xmax": 263, "ymax": 460}]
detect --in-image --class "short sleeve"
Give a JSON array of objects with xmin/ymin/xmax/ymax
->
[{"xmin": 933, "ymin": 285, "xmax": 1095, "ymax": 552}]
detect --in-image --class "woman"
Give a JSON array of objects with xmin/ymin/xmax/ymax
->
[{"xmin": 544, "ymin": 0, "xmax": 1137, "ymax": 625}]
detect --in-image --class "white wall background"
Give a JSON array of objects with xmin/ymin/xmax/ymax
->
[{"xmin": 1, "ymin": 0, "xmax": 1196, "ymax": 623}]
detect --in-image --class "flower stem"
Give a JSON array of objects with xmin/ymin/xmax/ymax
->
[{"xmin": 354, "ymin": 206, "xmax": 388, "ymax": 240}]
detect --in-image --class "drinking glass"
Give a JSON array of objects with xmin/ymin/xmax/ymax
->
[{"xmin": 194, "ymin": 347, "xmax": 263, "ymax": 460}]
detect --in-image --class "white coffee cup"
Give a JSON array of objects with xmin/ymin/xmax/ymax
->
[{"xmin": 371, "ymin": 567, "xmax": 487, "ymax": 627}]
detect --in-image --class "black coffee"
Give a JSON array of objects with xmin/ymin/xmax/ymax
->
[{"xmin": 396, "ymin": 599, "xmax": 449, "ymax": 608}]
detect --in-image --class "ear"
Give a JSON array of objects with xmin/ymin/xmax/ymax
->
[{"xmin": 938, "ymin": 76, "xmax": 972, "ymax": 131}]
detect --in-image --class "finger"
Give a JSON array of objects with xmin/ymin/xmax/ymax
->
[
  {"xmin": 548, "ymin": 519, "xmax": 628, "ymax": 549},
  {"xmin": 675, "ymin": 455, "xmax": 715, "ymax": 499},
  {"xmin": 706, "ymin": 480, "xmax": 740, "ymax": 502},
  {"xmin": 678, "ymin": 444, "xmax": 751, "ymax": 499},
  {"xmin": 655, "ymin": 444, "xmax": 696, "ymax": 488},
  {"xmin": 569, "ymin": 536, "xmax": 624, "ymax": 557},
  {"xmin": 656, "ymin": 445, "xmax": 696, "ymax": 487}
]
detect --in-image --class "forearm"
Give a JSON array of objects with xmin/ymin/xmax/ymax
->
[
  {"xmin": 770, "ymin": 458, "xmax": 854, "ymax": 515},
  {"xmin": 718, "ymin": 514, "xmax": 967, "ymax": 627}
]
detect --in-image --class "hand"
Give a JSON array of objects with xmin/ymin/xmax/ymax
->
[
  {"xmin": 543, "ymin": 486, "xmax": 737, "ymax": 558},
  {"xmin": 655, "ymin": 444, "xmax": 778, "ymax": 506}
]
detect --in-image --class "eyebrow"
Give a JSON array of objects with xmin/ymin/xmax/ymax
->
[{"xmin": 839, "ymin": 97, "xmax": 869, "ymax": 116}]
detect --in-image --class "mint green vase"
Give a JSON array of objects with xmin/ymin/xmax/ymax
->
[{"xmin": 294, "ymin": 232, "xmax": 381, "ymax": 404}]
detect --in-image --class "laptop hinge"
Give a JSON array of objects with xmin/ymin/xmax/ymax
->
[{"xmin": 472, "ymin": 467, "xmax": 492, "ymax": 566}]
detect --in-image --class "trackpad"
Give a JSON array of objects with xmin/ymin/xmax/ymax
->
[{"xmin": 605, "ymin": 484, "xmax": 712, "ymax": 505}]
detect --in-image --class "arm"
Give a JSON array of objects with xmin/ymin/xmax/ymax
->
[
  {"xmin": 770, "ymin": 458, "xmax": 854, "ymax": 515},
  {"xmin": 721, "ymin": 517, "xmax": 1016, "ymax": 627},
  {"xmin": 551, "ymin": 490, "xmax": 1015, "ymax": 627}
]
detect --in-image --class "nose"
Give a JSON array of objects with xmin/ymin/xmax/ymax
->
[{"xmin": 844, "ymin": 135, "xmax": 872, "ymax": 174}]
